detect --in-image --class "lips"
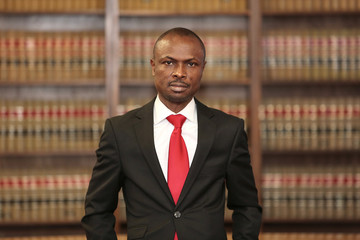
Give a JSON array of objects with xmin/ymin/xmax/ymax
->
[{"xmin": 169, "ymin": 81, "xmax": 189, "ymax": 92}]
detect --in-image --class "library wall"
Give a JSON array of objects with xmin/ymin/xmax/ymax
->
[
  {"xmin": 0, "ymin": 0, "xmax": 359, "ymax": 239},
  {"xmin": 260, "ymin": 12, "xmax": 360, "ymax": 234}
]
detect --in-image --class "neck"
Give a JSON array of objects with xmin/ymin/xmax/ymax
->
[{"xmin": 159, "ymin": 95, "xmax": 192, "ymax": 113}]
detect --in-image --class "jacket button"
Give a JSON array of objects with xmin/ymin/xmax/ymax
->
[{"xmin": 174, "ymin": 211, "xmax": 181, "ymax": 218}]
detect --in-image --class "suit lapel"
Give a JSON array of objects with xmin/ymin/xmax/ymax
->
[
  {"xmin": 176, "ymin": 99, "xmax": 216, "ymax": 208},
  {"xmin": 134, "ymin": 99, "xmax": 174, "ymax": 204},
  {"xmin": 134, "ymin": 98, "xmax": 217, "ymax": 208}
]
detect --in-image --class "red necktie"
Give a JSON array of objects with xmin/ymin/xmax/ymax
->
[
  {"xmin": 167, "ymin": 114, "xmax": 189, "ymax": 205},
  {"xmin": 167, "ymin": 114, "xmax": 189, "ymax": 240}
]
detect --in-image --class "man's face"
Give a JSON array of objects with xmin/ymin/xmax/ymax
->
[{"xmin": 151, "ymin": 34, "xmax": 206, "ymax": 109}]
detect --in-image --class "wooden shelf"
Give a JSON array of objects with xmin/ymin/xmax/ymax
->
[
  {"xmin": 263, "ymin": 149, "xmax": 360, "ymax": 156},
  {"xmin": 119, "ymin": 10, "xmax": 249, "ymax": 17},
  {"xmin": 0, "ymin": 11, "xmax": 105, "ymax": 15},
  {"xmin": 262, "ymin": 11, "xmax": 360, "ymax": 17},
  {"xmin": 262, "ymin": 81, "xmax": 360, "ymax": 87},
  {"xmin": 0, "ymin": 80, "xmax": 105, "ymax": 87}
]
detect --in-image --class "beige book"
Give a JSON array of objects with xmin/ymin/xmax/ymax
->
[
  {"xmin": 35, "ymin": 33, "xmax": 46, "ymax": 82},
  {"xmin": 338, "ymin": 30, "xmax": 349, "ymax": 81},
  {"xmin": 0, "ymin": 33, "xmax": 7, "ymax": 81},
  {"xmin": 309, "ymin": 29, "xmax": 321, "ymax": 81},
  {"xmin": 293, "ymin": 0, "xmax": 303, "ymax": 11},
  {"xmin": 329, "ymin": 32, "xmax": 340, "ymax": 81},
  {"xmin": 347, "ymin": 29, "xmax": 357, "ymax": 80},
  {"xmin": 239, "ymin": 0, "xmax": 247, "ymax": 12},
  {"xmin": 0, "ymin": 0, "xmax": 5, "ymax": 11},
  {"xmin": 318, "ymin": 29, "xmax": 330, "ymax": 81},
  {"xmin": 302, "ymin": 0, "xmax": 312, "ymax": 11},
  {"xmin": 17, "ymin": 32, "xmax": 27, "ymax": 83}
]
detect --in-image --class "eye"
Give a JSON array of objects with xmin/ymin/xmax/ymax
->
[
  {"xmin": 188, "ymin": 62, "xmax": 197, "ymax": 67},
  {"xmin": 164, "ymin": 60, "xmax": 173, "ymax": 65}
]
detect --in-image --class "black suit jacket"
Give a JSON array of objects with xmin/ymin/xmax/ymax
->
[{"xmin": 82, "ymin": 98, "xmax": 262, "ymax": 240}]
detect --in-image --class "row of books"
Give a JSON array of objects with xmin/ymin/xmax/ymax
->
[
  {"xmin": 3, "ymin": 0, "xmax": 360, "ymax": 14},
  {"xmin": 119, "ymin": 0, "xmax": 247, "ymax": 13},
  {"xmin": 3, "ymin": 28, "xmax": 360, "ymax": 84},
  {"xmin": 0, "ymin": 0, "xmax": 105, "ymax": 12},
  {"xmin": 0, "ymin": 30, "xmax": 248, "ymax": 84},
  {"xmin": 0, "ymin": 168, "xmax": 90, "ymax": 223},
  {"xmin": 260, "ymin": 233, "xmax": 360, "ymax": 240},
  {"xmin": 2, "ymin": 160, "xmax": 360, "ymax": 224},
  {"xmin": 2, "ymin": 96, "xmax": 359, "ymax": 153},
  {"xmin": 0, "ymin": 31, "xmax": 105, "ymax": 83},
  {"xmin": 0, "ymin": 97, "xmax": 250, "ymax": 153},
  {"xmin": 262, "ymin": 0, "xmax": 360, "ymax": 13},
  {"xmin": 0, "ymin": 99, "xmax": 106, "ymax": 153},
  {"xmin": 120, "ymin": 30, "xmax": 248, "ymax": 83},
  {"xmin": 260, "ymin": 97, "xmax": 360, "ymax": 151},
  {"xmin": 263, "ymin": 28, "xmax": 360, "ymax": 82},
  {"xmin": 0, "ymin": 0, "xmax": 248, "ymax": 13},
  {"xmin": 200, "ymin": 97, "xmax": 248, "ymax": 121},
  {"xmin": 262, "ymin": 159, "xmax": 360, "ymax": 220}
]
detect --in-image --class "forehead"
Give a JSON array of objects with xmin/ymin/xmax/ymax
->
[{"xmin": 155, "ymin": 34, "xmax": 204, "ymax": 59}]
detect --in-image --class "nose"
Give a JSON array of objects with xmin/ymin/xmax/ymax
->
[{"xmin": 172, "ymin": 64, "xmax": 186, "ymax": 79}]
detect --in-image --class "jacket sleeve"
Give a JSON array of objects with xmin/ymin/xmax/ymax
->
[
  {"xmin": 226, "ymin": 118, "xmax": 262, "ymax": 240},
  {"xmin": 81, "ymin": 119, "xmax": 124, "ymax": 240}
]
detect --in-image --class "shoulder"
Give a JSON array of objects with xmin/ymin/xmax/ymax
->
[
  {"xmin": 106, "ymin": 99, "xmax": 154, "ymax": 128},
  {"xmin": 196, "ymin": 98, "xmax": 244, "ymax": 127}
]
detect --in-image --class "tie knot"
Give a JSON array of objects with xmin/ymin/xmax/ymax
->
[{"xmin": 167, "ymin": 114, "xmax": 186, "ymax": 128}]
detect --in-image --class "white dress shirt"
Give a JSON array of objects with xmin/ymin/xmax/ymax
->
[{"xmin": 153, "ymin": 95, "xmax": 198, "ymax": 182}]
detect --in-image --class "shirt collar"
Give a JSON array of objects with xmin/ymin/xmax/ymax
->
[{"xmin": 154, "ymin": 95, "xmax": 197, "ymax": 125}]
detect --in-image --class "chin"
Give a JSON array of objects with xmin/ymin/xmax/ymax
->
[{"xmin": 167, "ymin": 94, "xmax": 192, "ymax": 104}]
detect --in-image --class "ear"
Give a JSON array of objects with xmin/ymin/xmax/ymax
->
[
  {"xmin": 150, "ymin": 58, "xmax": 156, "ymax": 76},
  {"xmin": 203, "ymin": 60, "xmax": 207, "ymax": 70}
]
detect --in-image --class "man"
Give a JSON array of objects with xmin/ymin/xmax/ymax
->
[{"xmin": 82, "ymin": 27, "xmax": 262, "ymax": 240}]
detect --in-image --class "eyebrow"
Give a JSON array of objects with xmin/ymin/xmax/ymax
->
[{"xmin": 162, "ymin": 56, "xmax": 200, "ymax": 62}]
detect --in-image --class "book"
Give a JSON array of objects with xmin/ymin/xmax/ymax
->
[
  {"xmin": 0, "ymin": 99, "xmax": 106, "ymax": 153},
  {"xmin": 260, "ymin": 97, "xmax": 360, "ymax": 151},
  {"xmin": 0, "ymin": 0, "xmax": 105, "ymax": 12},
  {"xmin": 262, "ymin": 0, "xmax": 360, "ymax": 13},
  {"xmin": 0, "ymin": 167, "xmax": 91, "ymax": 223},
  {"xmin": 0, "ymin": 31, "xmax": 105, "ymax": 84},
  {"xmin": 262, "ymin": 157, "xmax": 359, "ymax": 221},
  {"xmin": 118, "ymin": 0, "xmax": 247, "ymax": 13},
  {"xmin": 263, "ymin": 27, "xmax": 360, "ymax": 82}
]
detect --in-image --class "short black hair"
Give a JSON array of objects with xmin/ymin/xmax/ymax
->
[{"xmin": 153, "ymin": 27, "xmax": 206, "ymax": 61}]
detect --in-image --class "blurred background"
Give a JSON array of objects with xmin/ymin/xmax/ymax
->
[{"xmin": 0, "ymin": 0, "xmax": 359, "ymax": 239}]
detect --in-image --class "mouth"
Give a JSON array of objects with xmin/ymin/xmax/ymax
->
[{"xmin": 169, "ymin": 81, "xmax": 189, "ymax": 92}]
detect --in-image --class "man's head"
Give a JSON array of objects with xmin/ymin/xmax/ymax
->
[{"xmin": 151, "ymin": 27, "xmax": 206, "ymax": 113}]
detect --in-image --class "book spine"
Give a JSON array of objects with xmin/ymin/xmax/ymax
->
[
  {"xmin": 0, "ymin": 99, "xmax": 106, "ymax": 153},
  {"xmin": 0, "ymin": 31, "xmax": 106, "ymax": 83},
  {"xmin": 262, "ymin": 159, "xmax": 359, "ymax": 221},
  {"xmin": 261, "ymin": 97, "xmax": 359, "ymax": 151}
]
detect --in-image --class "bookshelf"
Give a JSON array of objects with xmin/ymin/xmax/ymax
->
[
  {"xmin": 0, "ymin": 0, "xmax": 108, "ymax": 237},
  {"xmin": 1, "ymin": 0, "xmax": 359, "ymax": 238},
  {"xmin": 260, "ymin": 0, "xmax": 360, "ymax": 234}
]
